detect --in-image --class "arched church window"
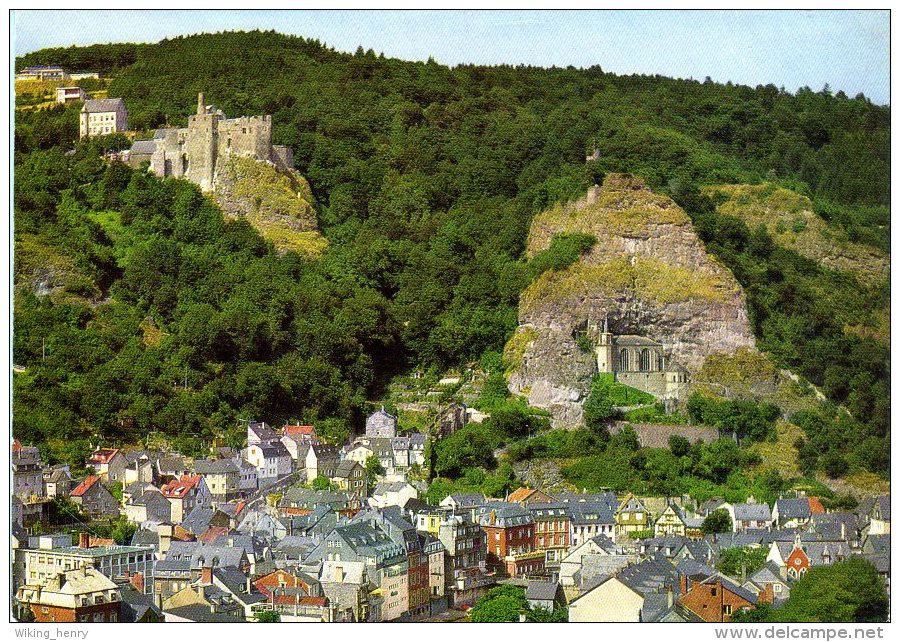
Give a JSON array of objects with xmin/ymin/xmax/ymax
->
[
  {"xmin": 619, "ymin": 349, "xmax": 629, "ymax": 371},
  {"xmin": 639, "ymin": 349, "xmax": 650, "ymax": 372}
]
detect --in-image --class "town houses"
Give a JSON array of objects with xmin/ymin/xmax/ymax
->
[{"xmin": 9, "ymin": 407, "xmax": 893, "ymax": 622}]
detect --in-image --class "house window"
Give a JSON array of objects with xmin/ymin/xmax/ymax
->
[
  {"xmin": 711, "ymin": 587, "xmax": 717, "ymax": 596},
  {"xmin": 723, "ymin": 605, "xmax": 732, "ymax": 616}
]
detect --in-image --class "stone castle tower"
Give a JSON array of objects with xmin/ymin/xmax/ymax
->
[{"xmin": 126, "ymin": 93, "xmax": 293, "ymax": 192}]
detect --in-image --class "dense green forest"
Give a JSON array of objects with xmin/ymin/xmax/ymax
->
[{"xmin": 14, "ymin": 31, "xmax": 889, "ymax": 480}]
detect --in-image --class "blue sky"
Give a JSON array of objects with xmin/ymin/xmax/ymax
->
[{"xmin": 12, "ymin": 9, "xmax": 890, "ymax": 104}]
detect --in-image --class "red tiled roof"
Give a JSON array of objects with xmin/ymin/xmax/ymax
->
[
  {"xmin": 234, "ymin": 500, "xmax": 247, "ymax": 516},
  {"xmin": 199, "ymin": 526, "xmax": 230, "ymax": 544},
  {"xmin": 284, "ymin": 425, "xmax": 315, "ymax": 437},
  {"xmin": 160, "ymin": 474, "xmax": 202, "ymax": 498},
  {"xmin": 88, "ymin": 448, "xmax": 120, "ymax": 465},
  {"xmin": 508, "ymin": 487, "xmax": 537, "ymax": 503},
  {"xmin": 71, "ymin": 475, "xmax": 101, "ymax": 497},
  {"xmin": 808, "ymin": 497, "xmax": 826, "ymax": 515},
  {"xmin": 12, "ymin": 439, "xmax": 22, "ymax": 453}
]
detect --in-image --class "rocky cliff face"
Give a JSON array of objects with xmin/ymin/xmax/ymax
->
[
  {"xmin": 506, "ymin": 173, "xmax": 756, "ymax": 427},
  {"xmin": 213, "ymin": 156, "xmax": 327, "ymax": 258}
]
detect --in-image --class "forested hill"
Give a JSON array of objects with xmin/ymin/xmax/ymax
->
[{"xmin": 14, "ymin": 30, "xmax": 889, "ymax": 479}]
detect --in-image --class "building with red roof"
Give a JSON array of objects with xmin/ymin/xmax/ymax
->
[
  {"xmin": 86, "ymin": 448, "xmax": 126, "ymax": 482},
  {"xmin": 70, "ymin": 475, "xmax": 119, "ymax": 520},
  {"xmin": 160, "ymin": 475, "xmax": 211, "ymax": 523}
]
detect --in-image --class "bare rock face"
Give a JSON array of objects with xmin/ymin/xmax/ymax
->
[{"xmin": 506, "ymin": 173, "xmax": 756, "ymax": 427}]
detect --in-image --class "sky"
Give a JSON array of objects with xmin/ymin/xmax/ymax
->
[{"xmin": 11, "ymin": 9, "xmax": 891, "ymax": 104}]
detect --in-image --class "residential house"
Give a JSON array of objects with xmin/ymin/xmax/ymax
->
[
  {"xmin": 654, "ymin": 504, "xmax": 688, "ymax": 537},
  {"xmin": 369, "ymin": 481, "xmax": 418, "ymax": 509},
  {"xmin": 528, "ymin": 502, "xmax": 571, "ymax": 567},
  {"xmin": 42, "ymin": 465, "xmax": 73, "ymax": 498},
  {"xmin": 55, "ymin": 86, "xmax": 86, "ymax": 104},
  {"xmin": 12, "ymin": 440, "xmax": 43, "ymax": 501},
  {"xmin": 70, "ymin": 476, "xmax": 120, "ymax": 520},
  {"xmin": 236, "ymin": 458, "xmax": 258, "ymax": 493},
  {"xmin": 86, "ymin": 448, "xmax": 127, "ymax": 483},
  {"xmin": 319, "ymin": 560, "xmax": 370, "ymax": 622},
  {"xmin": 568, "ymin": 555, "xmax": 682, "ymax": 622},
  {"xmin": 559, "ymin": 534, "xmax": 624, "ymax": 588},
  {"xmin": 476, "ymin": 503, "xmax": 541, "ymax": 577},
  {"xmin": 868, "ymin": 495, "xmax": 891, "ymax": 535},
  {"xmin": 568, "ymin": 501, "xmax": 617, "ymax": 546},
  {"xmin": 193, "ymin": 458, "xmax": 241, "ymax": 502},
  {"xmin": 307, "ymin": 521, "xmax": 408, "ymax": 621},
  {"xmin": 772, "ymin": 498, "xmax": 813, "ymax": 529},
  {"xmin": 767, "ymin": 533, "xmax": 850, "ymax": 580},
  {"xmin": 79, "ymin": 98, "xmax": 128, "ymax": 138},
  {"xmin": 17, "ymin": 566, "xmax": 121, "ymax": 623},
  {"xmin": 568, "ymin": 574, "xmax": 644, "ymax": 622},
  {"xmin": 253, "ymin": 568, "xmax": 329, "ymax": 622},
  {"xmin": 122, "ymin": 451, "xmax": 156, "ymax": 485},
  {"xmin": 525, "ymin": 580, "xmax": 566, "ymax": 612},
  {"xmin": 160, "ymin": 474, "xmax": 211, "ymax": 523},
  {"xmin": 299, "ymin": 443, "xmax": 340, "ymax": 482},
  {"xmin": 679, "ymin": 573, "xmax": 768, "ymax": 622},
  {"xmin": 729, "ymin": 502, "xmax": 773, "ymax": 532},
  {"xmin": 243, "ymin": 440, "xmax": 292, "ymax": 487},
  {"xmin": 439, "ymin": 493, "xmax": 486, "ymax": 514},
  {"xmin": 508, "ymin": 487, "xmax": 555, "ymax": 506},
  {"xmin": 246, "ymin": 421, "xmax": 278, "ymax": 446},
  {"xmin": 366, "ymin": 407, "xmax": 398, "ymax": 438},
  {"xmin": 280, "ymin": 425, "xmax": 318, "ymax": 461},
  {"xmin": 330, "ymin": 459, "xmax": 367, "ymax": 506},
  {"xmin": 156, "ymin": 455, "xmax": 191, "ymax": 482},
  {"xmin": 123, "ymin": 486, "xmax": 172, "ymax": 523},
  {"xmin": 118, "ymin": 583, "xmax": 163, "ymax": 622},
  {"xmin": 434, "ymin": 511, "xmax": 488, "ymax": 605},
  {"xmin": 423, "ymin": 535, "xmax": 449, "ymax": 611},
  {"xmin": 741, "ymin": 563, "xmax": 790, "ymax": 604},
  {"xmin": 615, "ymin": 493, "xmax": 651, "ymax": 539}
]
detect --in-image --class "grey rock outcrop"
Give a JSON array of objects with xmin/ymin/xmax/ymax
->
[{"xmin": 506, "ymin": 174, "xmax": 756, "ymax": 427}]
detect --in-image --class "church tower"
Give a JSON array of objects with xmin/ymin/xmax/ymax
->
[{"xmin": 595, "ymin": 314, "xmax": 614, "ymax": 373}]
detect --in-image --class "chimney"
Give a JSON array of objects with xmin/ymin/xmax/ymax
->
[
  {"xmin": 679, "ymin": 573, "xmax": 688, "ymax": 596},
  {"xmin": 840, "ymin": 521, "xmax": 846, "ymax": 541},
  {"xmin": 197, "ymin": 92, "xmax": 206, "ymax": 115},
  {"xmin": 667, "ymin": 585, "xmax": 674, "ymax": 609},
  {"xmin": 200, "ymin": 566, "xmax": 213, "ymax": 586},
  {"xmin": 79, "ymin": 532, "xmax": 90, "ymax": 549},
  {"xmin": 130, "ymin": 572, "xmax": 145, "ymax": 594}
]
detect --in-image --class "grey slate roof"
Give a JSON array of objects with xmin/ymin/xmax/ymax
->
[
  {"xmin": 775, "ymin": 498, "xmax": 811, "ymax": 520},
  {"xmin": 733, "ymin": 503, "xmax": 772, "ymax": 521},
  {"xmin": 82, "ymin": 98, "xmax": 125, "ymax": 113},
  {"xmin": 193, "ymin": 458, "xmax": 239, "ymax": 474},
  {"xmin": 129, "ymin": 140, "xmax": 157, "ymax": 155},
  {"xmin": 525, "ymin": 580, "xmax": 560, "ymax": 602}
]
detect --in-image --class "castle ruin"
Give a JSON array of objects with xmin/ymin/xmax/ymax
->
[{"xmin": 125, "ymin": 93, "xmax": 294, "ymax": 191}]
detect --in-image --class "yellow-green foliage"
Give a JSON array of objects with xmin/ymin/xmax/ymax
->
[
  {"xmin": 14, "ymin": 234, "xmax": 100, "ymax": 302},
  {"xmin": 527, "ymin": 178, "xmax": 690, "ymax": 256},
  {"xmin": 696, "ymin": 348, "xmax": 778, "ymax": 388},
  {"xmin": 746, "ymin": 420, "xmax": 802, "ymax": 478},
  {"xmin": 503, "ymin": 326, "xmax": 538, "ymax": 375},
  {"xmin": 139, "ymin": 316, "xmax": 168, "ymax": 348},
  {"xmin": 705, "ymin": 183, "xmax": 888, "ymax": 287},
  {"xmin": 522, "ymin": 256, "xmax": 732, "ymax": 313},
  {"xmin": 216, "ymin": 156, "xmax": 327, "ymax": 258}
]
